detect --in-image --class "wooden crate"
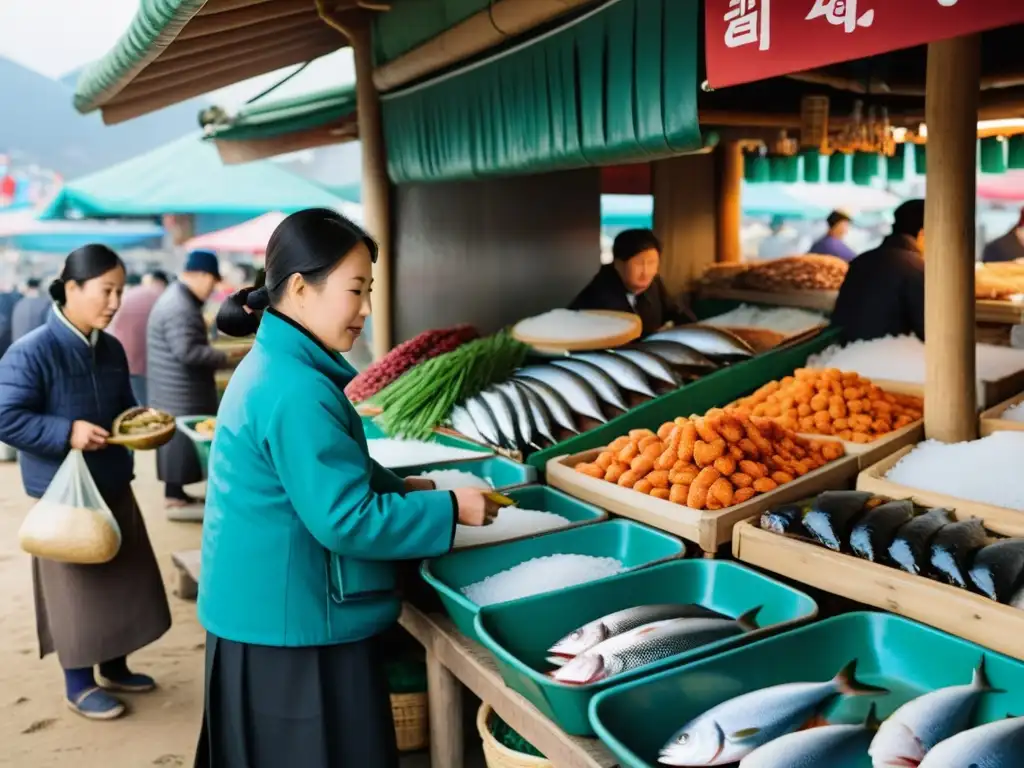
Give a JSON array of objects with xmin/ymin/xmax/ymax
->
[
  {"xmin": 732, "ymin": 520, "xmax": 1024, "ymax": 661},
  {"xmin": 797, "ymin": 419, "xmax": 924, "ymax": 471},
  {"xmin": 979, "ymin": 391, "xmax": 1024, "ymax": 436},
  {"xmin": 857, "ymin": 446, "xmax": 1024, "ymax": 538},
  {"xmin": 546, "ymin": 450, "xmax": 859, "ymax": 554}
]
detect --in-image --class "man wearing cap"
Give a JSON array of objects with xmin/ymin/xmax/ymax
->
[
  {"xmin": 831, "ymin": 199, "xmax": 926, "ymax": 343},
  {"xmin": 981, "ymin": 207, "xmax": 1024, "ymax": 263},
  {"xmin": 809, "ymin": 210, "xmax": 858, "ymax": 262},
  {"xmin": 569, "ymin": 228, "xmax": 695, "ymax": 336},
  {"xmin": 147, "ymin": 250, "xmax": 242, "ymax": 517}
]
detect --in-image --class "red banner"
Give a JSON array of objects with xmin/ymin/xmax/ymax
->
[{"xmin": 706, "ymin": 0, "xmax": 1024, "ymax": 89}]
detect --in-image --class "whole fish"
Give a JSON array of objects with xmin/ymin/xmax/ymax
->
[
  {"xmin": 513, "ymin": 381, "xmax": 557, "ymax": 445},
  {"xmin": 550, "ymin": 358, "xmax": 629, "ymax": 411},
  {"xmin": 647, "ymin": 326, "xmax": 756, "ymax": 358},
  {"xmin": 968, "ymin": 539, "xmax": 1024, "ymax": 603},
  {"xmin": 479, "ymin": 387, "xmax": 522, "ymax": 451},
  {"xmin": 659, "ymin": 660, "xmax": 887, "ymax": 766},
  {"xmin": 572, "ymin": 351, "xmax": 656, "ymax": 397},
  {"xmin": 551, "ymin": 611, "xmax": 760, "ymax": 686},
  {"xmin": 611, "ymin": 348, "xmax": 680, "ymax": 385},
  {"xmin": 739, "ymin": 704, "xmax": 880, "ymax": 768},
  {"xmin": 635, "ymin": 340, "xmax": 718, "ymax": 370},
  {"xmin": 516, "ymin": 366, "xmax": 606, "ymax": 423},
  {"xmin": 804, "ymin": 490, "xmax": 883, "ymax": 551},
  {"xmin": 513, "ymin": 377, "xmax": 579, "ymax": 434},
  {"xmin": 850, "ymin": 499, "xmax": 915, "ymax": 563},
  {"xmin": 869, "ymin": 658, "xmax": 995, "ymax": 767},
  {"xmin": 761, "ymin": 498, "xmax": 815, "ymax": 536},
  {"xmin": 918, "ymin": 715, "xmax": 1024, "ymax": 767},
  {"xmin": 450, "ymin": 403, "xmax": 488, "ymax": 445},
  {"xmin": 930, "ymin": 518, "xmax": 988, "ymax": 589},
  {"xmin": 465, "ymin": 394, "xmax": 504, "ymax": 448},
  {"xmin": 889, "ymin": 507, "xmax": 954, "ymax": 576},
  {"xmin": 496, "ymin": 380, "xmax": 536, "ymax": 449},
  {"xmin": 547, "ymin": 603, "xmax": 730, "ymax": 662}
]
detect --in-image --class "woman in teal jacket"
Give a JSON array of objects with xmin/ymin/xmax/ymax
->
[{"xmin": 195, "ymin": 209, "xmax": 497, "ymax": 767}]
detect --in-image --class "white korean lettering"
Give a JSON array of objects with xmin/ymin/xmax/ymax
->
[
  {"xmin": 806, "ymin": 0, "xmax": 874, "ymax": 33},
  {"xmin": 725, "ymin": 0, "xmax": 771, "ymax": 51}
]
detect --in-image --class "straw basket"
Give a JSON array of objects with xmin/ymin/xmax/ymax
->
[
  {"xmin": 477, "ymin": 704, "xmax": 552, "ymax": 768},
  {"xmin": 107, "ymin": 407, "xmax": 176, "ymax": 450},
  {"xmin": 391, "ymin": 692, "xmax": 428, "ymax": 752}
]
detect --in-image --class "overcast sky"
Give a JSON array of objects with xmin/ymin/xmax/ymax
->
[{"xmin": 0, "ymin": 0, "xmax": 354, "ymax": 109}]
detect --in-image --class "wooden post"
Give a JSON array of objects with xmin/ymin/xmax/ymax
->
[
  {"xmin": 923, "ymin": 35, "xmax": 981, "ymax": 443},
  {"xmin": 426, "ymin": 649, "xmax": 463, "ymax": 768},
  {"xmin": 715, "ymin": 141, "xmax": 743, "ymax": 264},
  {"xmin": 349, "ymin": 20, "xmax": 393, "ymax": 359}
]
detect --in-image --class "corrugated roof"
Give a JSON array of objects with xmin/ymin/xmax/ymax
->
[{"xmin": 206, "ymin": 84, "xmax": 357, "ymax": 141}]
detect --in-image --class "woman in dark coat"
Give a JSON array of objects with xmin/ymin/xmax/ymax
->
[{"xmin": 0, "ymin": 245, "xmax": 171, "ymax": 720}]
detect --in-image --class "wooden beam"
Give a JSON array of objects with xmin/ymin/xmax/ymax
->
[
  {"xmin": 715, "ymin": 141, "xmax": 743, "ymax": 264},
  {"xmin": 213, "ymin": 120, "xmax": 359, "ymax": 164},
  {"xmin": 924, "ymin": 34, "xmax": 981, "ymax": 444},
  {"xmin": 177, "ymin": 0, "xmax": 326, "ymax": 40},
  {"xmin": 155, "ymin": 14, "xmax": 320, "ymax": 62},
  {"xmin": 372, "ymin": 0, "xmax": 595, "ymax": 92}
]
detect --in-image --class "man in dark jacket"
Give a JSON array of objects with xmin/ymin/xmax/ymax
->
[
  {"xmin": 11, "ymin": 278, "xmax": 51, "ymax": 342},
  {"xmin": 570, "ymin": 228, "xmax": 695, "ymax": 335},
  {"xmin": 981, "ymin": 207, "xmax": 1024, "ymax": 263},
  {"xmin": 831, "ymin": 199, "xmax": 926, "ymax": 344}
]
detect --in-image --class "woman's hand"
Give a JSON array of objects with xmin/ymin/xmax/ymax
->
[
  {"xmin": 452, "ymin": 488, "xmax": 501, "ymax": 527},
  {"xmin": 70, "ymin": 421, "xmax": 109, "ymax": 451},
  {"xmin": 403, "ymin": 476, "xmax": 436, "ymax": 493}
]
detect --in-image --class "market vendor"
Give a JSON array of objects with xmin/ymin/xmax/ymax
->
[
  {"xmin": 981, "ymin": 207, "xmax": 1024, "ymax": 263},
  {"xmin": 831, "ymin": 198, "xmax": 926, "ymax": 343},
  {"xmin": 569, "ymin": 228, "xmax": 695, "ymax": 335},
  {"xmin": 194, "ymin": 208, "xmax": 500, "ymax": 768},
  {"xmin": 808, "ymin": 210, "xmax": 857, "ymax": 262}
]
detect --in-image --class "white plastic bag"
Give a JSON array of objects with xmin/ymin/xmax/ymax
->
[{"xmin": 18, "ymin": 450, "xmax": 122, "ymax": 564}]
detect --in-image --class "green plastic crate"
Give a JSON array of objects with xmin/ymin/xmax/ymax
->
[
  {"xmin": 177, "ymin": 415, "xmax": 216, "ymax": 478},
  {"xmin": 589, "ymin": 611, "xmax": 1024, "ymax": 768},
  {"xmin": 421, "ymin": 520, "xmax": 685, "ymax": 644},
  {"xmin": 526, "ymin": 329, "xmax": 840, "ymax": 470},
  {"xmin": 474, "ymin": 559, "xmax": 818, "ymax": 736},
  {"xmin": 393, "ymin": 456, "xmax": 537, "ymax": 490}
]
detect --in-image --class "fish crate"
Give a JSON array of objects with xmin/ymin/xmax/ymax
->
[
  {"xmin": 588, "ymin": 611, "xmax": 1024, "ymax": 768},
  {"xmin": 857, "ymin": 446, "xmax": 1024, "ymax": 538},
  {"xmin": 391, "ymin": 455, "xmax": 537, "ymax": 490},
  {"xmin": 732, "ymin": 518, "xmax": 1024, "ymax": 661},
  {"xmin": 419, "ymin": 520, "xmax": 685, "ymax": 644},
  {"xmin": 473, "ymin": 559, "xmax": 818, "ymax": 736},
  {"xmin": 798, "ymin": 418, "xmax": 924, "ymax": 471},
  {"xmin": 546, "ymin": 450, "xmax": 859, "ymax": 555},
  {"xmin": 979, "ymin": 391, "xmax": 1024, "ymax": 437}
]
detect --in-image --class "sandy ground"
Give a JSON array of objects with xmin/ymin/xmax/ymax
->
[{"xmin": 0, "ymin": 455, "xmax": 485, "ymax": 768}]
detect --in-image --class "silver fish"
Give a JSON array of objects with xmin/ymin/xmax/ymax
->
[
  {"xmin": 513, "ymin": 381, "xmax": 556, "ymax": 445},
  {"xmin": 513, "ymin": 377, "xmax": 579, "ymax": 435},
  {"xmin": 479, "ymin": 387, "xmax": 523, "ymax": 450},
  {"xmin": 611, "ymin": 348, "xmax": 680, "ymax": 385},
  {"xmin": 550, "ymin": 359, "xmax": 628, "ymax": 411},
  {"xmin": 647, "ymin": 326, "xmax": 755, "ymax": 358},
  {"xmin": 516, "ymin": 366, "xmax": 606, "ymax": 423},
  {"xmin": 572, "ymin": 352, "xmax": 656, "ymax": 397},
  {"xmin": 869, "ymin": 658, "xmax": 994, "ymax": 767},
  {"xmin": 465, "ymin": 394, "xmax": 504, "ymax": 448},
  {"xmin": 548, "ymin": 604, "xmax": 730, "ymax": 662},
  {"xmin": 739, "ymin": 705, "xmax": 880, "ymax": 768},
  {"xmin": 496, "ymin": 381, "xmax": 536, "ymax": 449},
  {"xmin": 636, "ymin": 340, "xmax": 718, "ymax": 369},
  {"xmin": 450, "ymin": 404, "xmax": 487, "ymax": 445},
  {"xmin": 660, "ymin": 660, "xmax": 888, "ymax": 766},
  {"xmin": 552, "ymin": 611, "xmax": 760, "ymax": 686},
  {"xmin": 918, "ymin": 716, "xmax": 1024, "ymax": 767}
]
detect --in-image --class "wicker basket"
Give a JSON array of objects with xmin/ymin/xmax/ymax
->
[
  {"xmin": 477, "ymin": 704, "xmax": 552, "ymax": 768},
  {"xmin": 391, "ymin": 692, "xmax": 428, "ymax": 752}
]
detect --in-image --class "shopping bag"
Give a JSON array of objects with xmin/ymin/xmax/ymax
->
[{"xmin": 18, "ymin": 450, "xmax": 122, "ymax": 564}]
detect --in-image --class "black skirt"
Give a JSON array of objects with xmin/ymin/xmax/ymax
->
[{"xmin": 194, "ymin": 634, "xmax": 400, "ymax": 768}]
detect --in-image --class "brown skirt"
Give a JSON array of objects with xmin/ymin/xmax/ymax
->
[{"xmin": 32, "ymin": 489, "xmax": 172, "ymax": 669}]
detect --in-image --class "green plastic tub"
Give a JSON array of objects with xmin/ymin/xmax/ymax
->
[
  {"xmin": 526, "ymin": 329, "xmax": 840, "ymax": 470},
  {"xmin": 393, "ymin": 456, "xmax": 536, "ymax": 489},
  {"xmin": 421, "ymin": 520, "xmax": 685, "ymax": 644},
  {"xmin": 473, "ymin": 559, "xmax": 818, "ymax": 736},
  {"xmin": 177, "ymin": 415, "xmax": 216, "ymax": 478},
  {"xmin": 589, "ymin": 611, "xmax": 1024, "ymax": 768}
]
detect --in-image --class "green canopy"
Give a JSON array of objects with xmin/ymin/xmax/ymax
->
[
  {"xmin": 205, "ymin": 85, "xmax": 357, "ymax": 142},
  {"xmin": 40, "ymin": 134, "xmax": 347, "ymax": 220}
]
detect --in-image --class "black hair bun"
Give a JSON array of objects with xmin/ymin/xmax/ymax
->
[
  {"xmin": 246, "ymin": 286, "xmax": 271, "ymax": 311},
  {"xmin": 48, "ymin": 279, "xmax": 66, "ymax": 304},
  {"xmin": 216, "ymin": 287, "xmax": 262, "ymax": 338}
]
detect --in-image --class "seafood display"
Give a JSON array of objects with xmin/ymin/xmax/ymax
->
[
  {"xmin": 918, "ymin": 715, "xmax": 1024, "ymax": 766},
  {"xmin": 734, "ymin": 254, "xmax": 849, "ymax": 292},
  {"xmin": 759, "ymin": 492, "xmax": 1024, "ymax": 609},
  {"xmin": 732, "ymin": 368, "xmax": 923, "ymax": 443},
  {"xmin": 739, "ymin": 706, "xmax": 879, "ymax": 767},
  {"xmin": 573, "ymin": 407, "xmax": 846, "ymax": 511}
]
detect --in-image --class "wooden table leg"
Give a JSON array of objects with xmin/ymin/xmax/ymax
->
[{"xmin": 427, "ymin": 648, "xmax": 463, "ymax": 768}]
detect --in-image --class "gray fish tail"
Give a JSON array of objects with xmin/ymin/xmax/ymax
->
[
  {"xmin": 736, "ymin": 606, "xmax": 762, "ymax": 632},
  {"xmin": 835, "ymin": 660, "xmax": 890, "ymax": 697}
]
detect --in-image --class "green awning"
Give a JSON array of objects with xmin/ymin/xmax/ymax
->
[
  {"xmin": 380, "ymin": 0, "xmax": 700, "ymax": 183},
  {"xmin": 205, "ymin": 85, "xmax": 358, "ymax": 142}
]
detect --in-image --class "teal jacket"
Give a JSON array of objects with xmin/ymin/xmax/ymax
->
[{"xmin": 197, "ymin": 310, "xmax": 457, "ymax": 646}]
